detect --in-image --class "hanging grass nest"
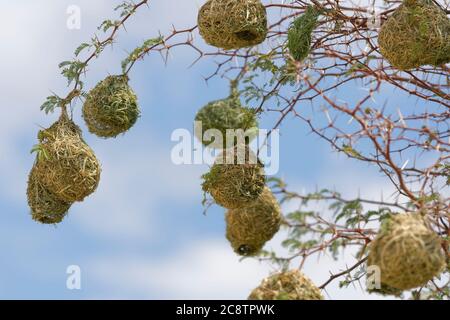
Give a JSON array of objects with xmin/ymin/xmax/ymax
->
[
  {"xmin": 27, "ymin": 167, "xmax": 71, "ymax": 225},
  {"xmin": 198, "ymin": 0, "xmax": 268, "ymax": 50},
  {"xmin": 378, "ymin": 0, "xmax": 450, "ymax": 70},
  {"xmin": 287, "ymin": 5, "xmax": 320, "ymax": 62},
  {"xmin": 83, "ymin": 75, "xmax": 140, "ymax": 138},
  {"xmin": 34, "ymin": 113, "xmax": 101, "ymax": 203},
  {"xmin": 225, "ymin": 187, "xmax": 281, "ymax": 256},
  {"xmin": 248, "ymin": 269, "xmax": 324, "ymax": 300},
  {"xmin": 195, "ymin": 85, "xmax": 258, "ymax": 148},
  {"xmin": 367, "ymin": 213, "xmax": 445, "ymax": 291},
  {"xmin": 202, "ymin": 146, "xmax": 265, "ymax": 209}
]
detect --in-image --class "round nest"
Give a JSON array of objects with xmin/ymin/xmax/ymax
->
[
  {"xmin": 83, "ymin": 75, "xmax": 140, "ymax": 138},
  {"xmin": 202, "ymin": 146, "xmax": 265, "ymax": 209},
  {"xmin": 287, "ymin": 5, "xmax": 320, "ymax": 62},
  {"xmin": 248, "ymin": 269, "xmax": 324, "ymax": 300},
  {"xmin": 198, "ymin": 0, "xmax": 268, "ymax": 50},
  {"xmin": 378, "ymin": 0, "xmax": 450, "ymax": 70},
  {"xmin": 195, "ymin": 92, "xmax": 258, "ymax": 149},
  {"xmin": 34, "ymin": 113, "xmax": 101, "ymax": 203},
  {"xmin": 367, "ymin": 213, "xmax": 445, "ymax": 291},
  {"xmin": 225, "ymin": 187, "xmax": 281, "ymax": 256},
  {"xmin": 27, "ymin": 167, "xmax": 71, "ymax": 225}
]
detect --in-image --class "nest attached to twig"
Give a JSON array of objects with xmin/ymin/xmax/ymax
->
[
  {"xmin": 198, "ymin": 0, "xmax": 268, "ymax": 50},
  {"xmin": 287, "ymin": 5, "xmax": 320, "ymax": 62},
  {"xmin": 225, "ymin": 187, "xmax": 281, "ymax": 256},
  {"xmin": 27, "ymin": 167, "xmax": 71, "ymax": 224},
  {"xmin": 248, "ymin": 269, "xmax": 324, "ymax": 300},
  {"xmin": 83, "ymin": 75, "xmax": 140, "ymax": 138},
  {"xmin": 34, "ymin": 113, "xmax": 101, "ymax": 203},
  {"xmin": 367, "ymin": 213, "xmax": 445, "ymax": 290},
  {"xmin": 378, "ymin": 0, "xmax": 450, "ymax": 70},
  {"xmin": 195, "ymin": 90, "xmax": 258, "ymax": 149},
  {"xmin": 202, "ymin": 145, "xmax": 265, "ymax": 209}
]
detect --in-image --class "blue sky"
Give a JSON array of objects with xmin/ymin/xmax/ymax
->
[{"xmin": 0, "ymin": 0, "xmax": 427, "ymax": 300}]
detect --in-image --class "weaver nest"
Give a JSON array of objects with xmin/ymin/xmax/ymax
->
[
  {"xmin": 248, "ymin": 269, "xmax": 324, "ymax": 300},
  {"xmin": 198, "ymin": 0, "xmax": 268, "ymax": 50},
  {"xmin": 367, "ymin": 213, "xmax": 445, "ymax": 290},
  {"xmin": 378, "ymin": 0, "xmax": 450, "ymax": 70},
  {"xmin": 195, "ymin": 88, "xmax": 258, "ymax": 149},
  {"xmin": 83, "ymin": 75, "xmax": 140, "ymax": 138},
  {"xmin": 202, "ymin": 146, "xmax": 265, "ymax": 209},
  {"xmin": 225, "ymin": 187, "xmax": 281, "ymax": 256},
  {"xmin": 34, "ymin": 113, "xmax": 101, "ymax": 203},
  {"xmin": 287, "ymin": 5, "xmax": 320, "ymax": 62},
  {"xmin": 27, "ymin": 166, "xmax": 71, "ymax": 224}
]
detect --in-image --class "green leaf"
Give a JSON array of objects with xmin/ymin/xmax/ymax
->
[
  {"xmin": 40, "ymin": 95, "xmax": 62, "ymax": 114},
  {"xmin": 30, "ymin": 144, "xmax": 49, "ymax": 161},
  {"xmin": 74, "ymin": 43, "xmax": 91, "ymax": 56},
  {"xmin": 121, "ymin": 36, "xmax": 164, "ymax": 73}
]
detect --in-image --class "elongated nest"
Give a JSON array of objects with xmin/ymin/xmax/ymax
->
[
  {"xmin": 27, "ymin": 166, "xmax": 71, "ymax": 224},
  {"xmin": 226, "ymin": 187, "xmax": 281, "ymax": 256},
  {"xmin": 34, "ymin": 113, "xmax": 101, "ymax": 203},
  {"xmin": 248, "ymin": 269, "xmax": 324, "ymax": 300},
  {"xmin": 378, "ymin": 0, "xmax": 450, "ymax": 70},
  {"xmin": 198, "ymin": 0, "xmax": 268, "ymax": 50},
  {"xmin": 202, "ymin": 146, "xmax": 265, "ymax": 209},
  {"xmin": 367, "ymin": 213, "xmax": 445, "ymax": 291},
  {"xmin": 83, "ymin": 75, "xmax": 140, "ymax": 138},
  {"xmin": 287, "ymin": 5, "xmax": 320, "ymax": 62},
  {"xmin": 195, "ymin": 94, "xmax": 258, "ymax": 149}
]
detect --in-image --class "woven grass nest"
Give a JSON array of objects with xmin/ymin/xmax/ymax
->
[
  {"xmin": 225, "ymin": 187, "xmax": 281, "ymax": 256},
  {"xmin": 378, "ymin": 0, "xmax": 450, "ymax": 70},
  {"xmin": 248, "ymin": 269, "xmax": 324, "ymax": 300},
  {"xmin": 202, "ymin": 145, "xmax": 265, "ymax": 209},
  {"xmin": 195, "ymin": 88, "xmax": 258, "ymax": 149},
  {"xmin": 34, "ymin": 113, "xmax": 101, "ymax": 203},
  {"xmin": 287, "ymin": 5, "xmax": 320, "ymax": 62},
  {"xmin": 27, "ymin": 167, "xmax": 71, "ymax": 224},
  {"xmin": 198, "ymin": 0, "xmax": 268, "ymax": 50},
  {"xmin": 83, "ymin": 75, "xmax": 140, "ymax": 138},
  {"xmin": 367, "ymin": 213, "xmax": 445, "ymax": 291}
]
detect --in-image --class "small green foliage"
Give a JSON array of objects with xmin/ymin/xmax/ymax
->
[
  {"xmin": 40, "ymin": 95, "xmax": 63, "ymax": 114},
  {"xmin": 98, "ymin": 19, "xmax": 120, "ymax": 32},
  {"xmin": 121, "ymin": 37, "xmax": 164, "ymax": 73},
  {"xmin": 345, "ymin": 62, "xmax": 370, "ymax": 76},
  {"xmin": 58, "ymin": 60, "xmax": 87, "ymax": 86},
  {"xmin": 74, "ymin": 43, "xmax": 92, "ymax": 57},
  {"xmin": 114, "ymin": 1, "xmax": 138, "ymax": 17},
  {"xmin": 30, "ymin": 144, "xmax": 49, "ymax": 162},
  {"xmin": 339, "ymin": 265, "xmax": 367, "ymax": 288}
]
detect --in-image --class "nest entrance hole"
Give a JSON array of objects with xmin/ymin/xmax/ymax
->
[{"xmin": 235, "ymin": 30, "xmax": 258, "ymax": 41}]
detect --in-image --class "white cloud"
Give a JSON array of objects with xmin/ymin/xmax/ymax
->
[
  {"xmin": 71, "ymin": 139, "xmax": 204, "ymax": 240},
  {"xmin": 87, "ymin": 236, "xmax": 392, "ymax": 300},
  {"xmin": 88, "ymin": 239, "xmax": 270, "ymax": 299}
]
